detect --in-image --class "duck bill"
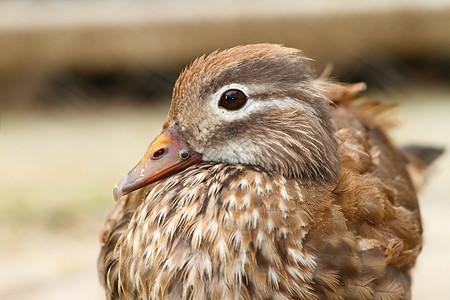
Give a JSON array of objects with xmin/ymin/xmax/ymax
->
[{"xmin": 113, "ymin": 127, "xmax": 202, "ymax": 201}]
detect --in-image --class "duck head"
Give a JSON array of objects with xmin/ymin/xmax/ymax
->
[{"xmin": 114, "ymin": 44, "xmax": 340, "ymax": 200}]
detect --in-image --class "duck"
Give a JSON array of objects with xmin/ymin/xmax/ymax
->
[{"xmin": 98, "ymin": 44, "xmax": 441, "ymax": 300}]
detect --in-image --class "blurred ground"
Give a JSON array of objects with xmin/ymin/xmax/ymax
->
[
  {"xmin": 0, "ymin": 86, "xmax": 449, "ymax": 299},
  {"xmin": 0, "ymin": 104, "xmax": 168, "ymax": 300}
]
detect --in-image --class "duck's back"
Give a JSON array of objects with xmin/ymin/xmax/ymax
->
[{"xmin": 314, "ymin": 95, "xmax": 423, "ymax": 299}]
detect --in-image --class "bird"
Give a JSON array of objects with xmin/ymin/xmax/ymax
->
[{"xmin": 98, "ymin": 44, "xmax": 442, "ymax": 300}]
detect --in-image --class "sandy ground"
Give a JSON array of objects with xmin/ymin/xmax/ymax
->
[{"xmin": 0, "ymin": 87, "xmax": 449, "ymax": 299}]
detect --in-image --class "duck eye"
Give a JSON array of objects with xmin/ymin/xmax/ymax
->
[{"xmin": 219, "ymin": 89, "xmax": 247, "ymax": 110}]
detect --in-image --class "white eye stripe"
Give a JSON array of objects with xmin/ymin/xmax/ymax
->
[{"xmin": 210, "ymin": 83, "xmax": 296, "ymax": 121}]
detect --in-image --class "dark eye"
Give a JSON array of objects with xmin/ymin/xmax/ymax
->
[{"xmin": 219, "ymin": 89, "xmax": 247, "ymax": 110}]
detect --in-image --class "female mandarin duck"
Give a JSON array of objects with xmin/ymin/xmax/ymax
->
[{"xmin": 99, "ymin": 44, "xmax": 441, "ymax": 299}]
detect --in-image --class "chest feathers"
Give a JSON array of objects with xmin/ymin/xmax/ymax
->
[{"xmin": 114, "ymin": 163, "xmax": 339, "ymax": 299}]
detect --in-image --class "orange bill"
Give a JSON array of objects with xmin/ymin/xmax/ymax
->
[{"xmin": 113, "ymin": 127, "xmax": 202, "ymax": 201}]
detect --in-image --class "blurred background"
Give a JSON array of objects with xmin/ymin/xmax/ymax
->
[{"xmin": 0, "ymin": 0, "xmax": 449, "ymax": 299}]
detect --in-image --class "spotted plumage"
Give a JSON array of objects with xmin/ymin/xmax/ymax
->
[{"xmin": 99, "ymin": 44, "xmax": 440, "ymax": 299}]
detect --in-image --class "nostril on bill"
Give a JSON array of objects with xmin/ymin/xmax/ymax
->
[
  {"xmin": 151, "ymin": 148, "xmax": 166, "ymax": 160},
  {"xmin": 180, "ymin": 151, "xmax": 190, "ymax": 160}
]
